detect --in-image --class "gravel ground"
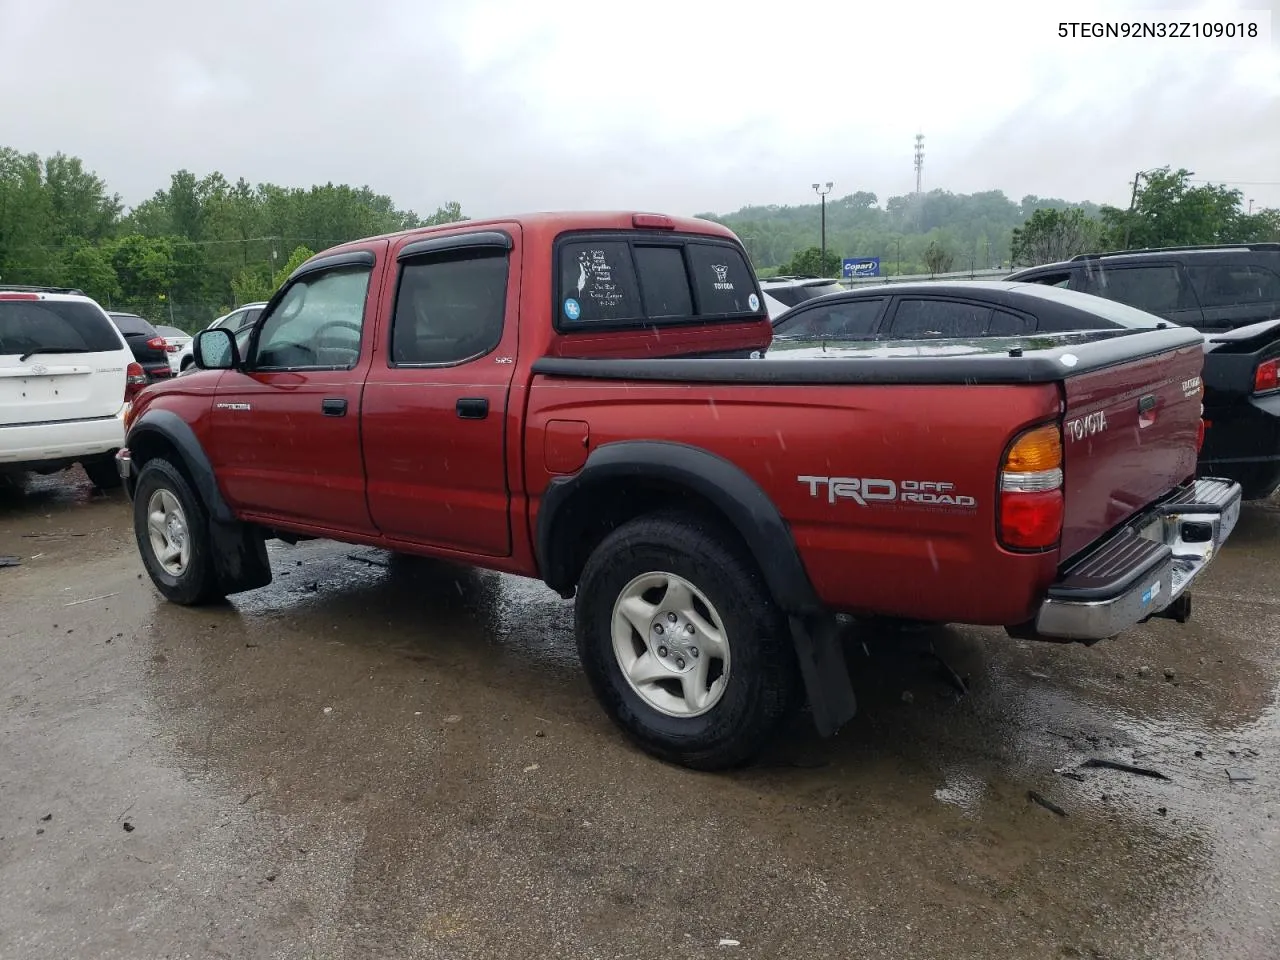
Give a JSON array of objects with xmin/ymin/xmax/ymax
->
[{"xmin": 1, "ymin": 470, "xmax": 1277, "ymax": 959}]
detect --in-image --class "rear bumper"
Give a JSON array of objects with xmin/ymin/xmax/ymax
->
[
  {"xmin": 1031, "ymin": 478, "xmax": 1241, "ymax": 642},
  {"xmin": 0, "ymin": 413, "xmax": 125, "ymax": 468},
  {"xmin": 142, "ymin": 363, "xmax": 173, "ymax": 383}
]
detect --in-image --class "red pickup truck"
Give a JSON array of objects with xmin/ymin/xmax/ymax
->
[{"xmin": 116, "ymin": 212, "xmax": 1241, "ymax": 769}]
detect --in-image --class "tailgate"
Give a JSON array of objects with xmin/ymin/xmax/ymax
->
[
  {"xmin": 0, "ymin": 358, "xmax": 125, "ymax": 426},
  {"xmin": 1060, "ymin": 341, "xmax": 1204, "ymax": 559}
]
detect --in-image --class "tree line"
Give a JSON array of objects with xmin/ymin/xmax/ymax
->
[
  {"xmin": 4, "ymin": 146, "xmax": 1277, "ymax": 326},
  {"xmin": 702, "ymin": 169, "xmax": 1279, "ymax": 278},
  {"xmin": 0, "ymin": 147, "xmax": 464, "ymax": 331}
]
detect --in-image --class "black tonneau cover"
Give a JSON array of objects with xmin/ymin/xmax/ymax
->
[{"xmin": 533, "ymin": 327, "xmax": 1205, "ymax": 386}]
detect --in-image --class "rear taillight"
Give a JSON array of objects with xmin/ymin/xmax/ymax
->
[
  {"xmin": 998, "ymin": 423, "xmax": 1064, "ymax": 551},
  {"xmin": 124, "ymin": 361, "xmax": 147, "ymax": 402},
  {"xmin": 146, "ymin": 336, "xmax": 167, "ymax": 351},
  {"xmin": 165, "ymin": 343, "xmax": 181, "ymax": 352},
  {"xmin": 1255, "ymin": 358, "xmax": 1278, "ymax": 394},
  {"xmin": 0, "ymin": 292, "xmax": 40, "ymax": 300}
]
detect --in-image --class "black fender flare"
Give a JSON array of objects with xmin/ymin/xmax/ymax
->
[
  {"xmin": 126, "ymin": 409, "xmax": 235, "ymax": 524},
  {"xmin": 535, "ymin": 440, "xmax": 855, "ymax": 736},
  {"xmin": 536, "ymin": 440, "xmax": 821, "ymax": 614},
  {"xmin": 126, "ymin": 409, "xmax": 271, "ymax": 594}
]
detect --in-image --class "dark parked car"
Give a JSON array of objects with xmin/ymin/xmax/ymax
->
[
  {"xmin": 107, "ymin": 312, "xmax": 173, "ymax": 382},
  {"xmin": 1006, "ymin": 243, "xmax": 1280, "ymax": 331},
  {"xmin": 771, "ymin": 280, "xmax": 1280, "ymax": 500},
  {"xmin": 1006, "ymin": 245, "xmax": 1280, "ymax": 500}
]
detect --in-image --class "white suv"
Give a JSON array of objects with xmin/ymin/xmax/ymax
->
[{"xmin": 1, "ymin": 287, "xmax": 143, "ymax": 488}]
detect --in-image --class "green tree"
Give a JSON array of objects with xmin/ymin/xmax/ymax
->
[
  {"xmin": 781, "ymin": 246, "xmax": 842, "ymax": 277},
  {"xmin": 109, "ymin": 234, "xmax": 177, "ymax": 301},
  {"xmin": 1232, "ymin": 209, "xmax": 1280, "ymax": 243},
  {"xmin": 230, "ymin": 244, "xmax": 316, "ymax": 306},
  {"xmin": 1011, "ymin": 208, "xmax": 1102, "ymax": 265},
  {"xmin": 274, "ymin": 244, "xmax": 315, "ymax": 281},
  {"xmin": 424, "ymin": 201, "xmax": 467, "ymax": 226},
  {"xmin": 1099, "ymin": 167, "xmax": 1245, "ymax": 249},
  {"xmin": 924, "ymin": 241, "xmax": 954, "ymax": 275},
  {"xmin": 62, "ymin": 243, "xmax": 120, "ymax": 304},
  {"xmin": 42, "ymin": 152, "xmax": 120, "ymax": 245}
]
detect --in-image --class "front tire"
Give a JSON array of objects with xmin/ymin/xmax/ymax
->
[
  {"xmin": 576, "ymin": 511, "xmax": 800, "ymax": 770},
  {"xmin": 133, "ymin": 458, "xmax": 225, "ymax": 605}
]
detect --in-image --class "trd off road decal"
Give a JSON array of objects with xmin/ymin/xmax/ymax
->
[{"xmin": 798, "ymin": 476, "xmax": 977, "ymax": 509}]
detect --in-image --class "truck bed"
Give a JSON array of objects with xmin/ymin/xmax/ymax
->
[{"xmin": 529, "ymin": 326, "xmax": 1206, "ymax": 624}]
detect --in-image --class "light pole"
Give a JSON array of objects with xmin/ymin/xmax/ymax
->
[
  {"xmin": 812, "ymin": 181, "xmax": 833, "ymax": 275},
  {"xmin": 1249, "ymin": 198, "xmax": 1255, "ymax": 214}
]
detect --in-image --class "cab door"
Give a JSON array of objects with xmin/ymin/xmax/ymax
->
[
  {"xmin": 361, "ymin": 228, "xmax": 521, "ymax": 556},
  {"xmin": 206, "ymin": 246, "xmax": 386, "ymax": 534}
]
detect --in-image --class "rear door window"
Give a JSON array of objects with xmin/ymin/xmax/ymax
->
[
  {"xmin": 0, "ymin": 300, "xmax": 122, "ymax": 355},
  {"xmin": 391, "ymin": 250, "xmax": 509, "ymax": 365},
  {"xmin": 886, "ymin": 299, "xmax": 993, "ymax": 339},
  {"xmin": 1081, "ymin": 265, "xmax": 1195, "ymax": 316},
  {"xmin": 774, "ymin": 299, "xmax": 884, "ymax": 339}
]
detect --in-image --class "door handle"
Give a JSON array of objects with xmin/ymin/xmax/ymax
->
[
  {"xmin": 321, "ymin": 398, "xmax": 348, "ymax": 417},
  {"xmin": 456, "ymin": 397, "xmax": 489, "ymax": 420}
]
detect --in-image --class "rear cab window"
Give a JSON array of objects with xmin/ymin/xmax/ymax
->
[
  {"xmin": 0, "ymin": 299, "xmax": 123, "ymax": 355},
  {"xmin": 556, "ymin": 233, "xmax": 763, "ymax": 330}
]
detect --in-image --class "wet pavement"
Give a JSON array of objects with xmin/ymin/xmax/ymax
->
[{"xmin": 1, "ymin": 470, "xmax": 1278, "ymax": 960}]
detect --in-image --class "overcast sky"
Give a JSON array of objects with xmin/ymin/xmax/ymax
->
[{"xmin": 1, "ymin": 0, "xmax": 1277, "ymax": 218}]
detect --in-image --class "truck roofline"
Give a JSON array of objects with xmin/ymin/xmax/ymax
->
[{"xmin": 307, "ymin": 211, "xmax": 738, "ymax": 263}]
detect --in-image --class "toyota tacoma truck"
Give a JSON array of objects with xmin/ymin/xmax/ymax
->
[{"xmin": 115, "ymin": 212, "xmax": 1241, "ymax": 769}]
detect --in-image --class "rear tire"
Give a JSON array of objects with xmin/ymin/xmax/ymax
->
[
  {"xmin": 133, "ymin": 457, "xmax": 225, "ymax": 605},
  {"xmin": 82, "ymin": 456, "xmax": 121, "ymax": 490},
  {"xmin": 575, "ymin": 510, "xmax": 800, "ymax": 770}
]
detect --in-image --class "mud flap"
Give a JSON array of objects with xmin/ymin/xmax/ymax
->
[
  {"xmin": 788, "ymin": 614, "xmax": 857, "ymax": 737},
  {"xmin": 209, "ymin": 520, "xmax": 273, "ymax": 595}
]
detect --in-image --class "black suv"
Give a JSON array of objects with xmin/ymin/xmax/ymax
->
[
  {"xmin": 1006, "ymin": 243, "xmax": 1280, "ymax": 331},
  {"xmin": 107, "ymin": 312, "xmax": 173, "ymax": 382},
  {"xmin": 1005, "ymin": 245, "xmax": 1280, "ymax": 499}
]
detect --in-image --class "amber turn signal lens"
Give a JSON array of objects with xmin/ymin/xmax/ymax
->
[{"xmin": 1003, "ymin": 424, "xmax": 1062, "ymax": 473}]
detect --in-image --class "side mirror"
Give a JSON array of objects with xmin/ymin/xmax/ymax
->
[{"xmin": 194, "ymin": 328, "xmax": 241, "ymax": 370}]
